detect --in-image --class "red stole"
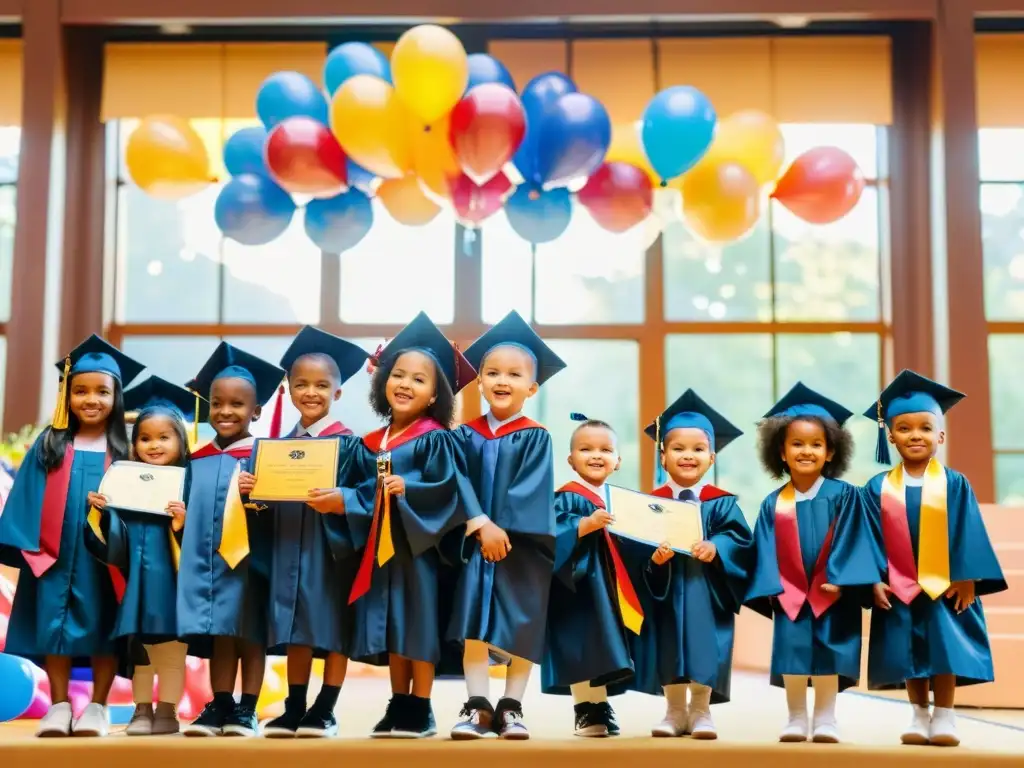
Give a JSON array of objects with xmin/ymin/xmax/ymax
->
[
  {"xmin": 463, "ymin": 415, "xmax": 545, "ymax": 440},
  {"xmin": 773, "ymin": 483, "xmax": 838, "ymax": 622},
  {"xmin": 315, "ymin": 422, "xmax": 352, "ymax": 438},
  {"xmin": 191, "ymin": 443, "xmax": 253, "ymax": 461},
  {"xmin": 650, "ymin": 484, "xmax": 734, "ymax": 503}
]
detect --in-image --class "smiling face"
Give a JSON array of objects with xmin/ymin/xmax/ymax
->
[
  {"xmin": 661, "ymin": 427, "xmax": 715, "ymax": 487},
  {"xmin": 134, "ymin": 413, "xmax": 182, "ymax": 466},
  {"xmin": 889, "ymin": 411, "xmax": 944, "ymax": 463},
  {"xmin": 289, "ymin": 354, "xmax": 341, "ymax": 426},
  {"xmin": 568, "ymin": 424, "xmax": 621, "ymax": 486},
  {"xmin": 479, "ymin": 345, "xmax": 539, "ymax": 421},
  {"xmin": 781, "ymin": 418, "xmax": 833, "ymax": 481},
  {"xmin": 208, "ymin": 376, "xmax": 259, "ymax": 442},
  {"xmin": 69, "ymin": 372, "xmax": 116, "ymax": 428},
  {"xmin": 385, "ymin": 350, "xmax": 437, "ymax": 421}
]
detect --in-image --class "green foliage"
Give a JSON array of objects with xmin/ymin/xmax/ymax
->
[{"xmin": 0, "ymin": 424, "xmax": 44, "ymax": 468}]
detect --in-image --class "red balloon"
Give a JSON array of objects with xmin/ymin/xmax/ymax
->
[
  {"xmin": 265, "ymin": 117, "xmax": 347, "ymax": 197},
  {"xmin": 451, "ymin": 172, "xmax": 513, "ymax": 227},
  {"xmin": 577, "ymin": 161, "xmax": 654, "ymax": 234},
  {"xmin": 771, "ymin": 146, "xmax": 865, "ymax": 225},
  {"xmin": 449, "ymin": 84, "xmax": 526, "ymax": 186}
]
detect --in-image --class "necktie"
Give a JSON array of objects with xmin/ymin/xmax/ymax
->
[{"xmin": 678, "ymin": 488, "xmax": 698, "ymax": 502}]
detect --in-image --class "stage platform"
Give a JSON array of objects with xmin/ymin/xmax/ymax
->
[{"xmin": 2, "ymin": 673, "xmax": 1022, "ymax": 768}]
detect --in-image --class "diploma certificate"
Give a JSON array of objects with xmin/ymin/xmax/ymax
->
[
  {"xmin": 249, "ymin": 437, "xmax": 341, "ymax": 502},
  {"xmin": 606, "ymin": 484, "xmax": 704, "ymax": 556},
  {"xmin": 99, "ymin": 461, "xmax": 186, "ymax": 517}
]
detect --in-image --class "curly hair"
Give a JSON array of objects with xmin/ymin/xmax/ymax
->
[
  {"xmin": 368, "ymin": 349, "xmax": 456, "ymax": 427},
  {"xmin": 756, "ymin": 415, "xmax": 854, "ymax": 480}
]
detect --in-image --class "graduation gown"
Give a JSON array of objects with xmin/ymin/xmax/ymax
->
[
  {"xmin": 746, "ymin": 477, "xmax": 877, "ymax": 690},
  {"xmin": 619, "ymin": 483, "xmax": 753, "ymax": 703},
  {"xmin": 541, "ymin": 483, "xmax": 634, "ymax": 695},
  {"xmin": 863, "ymin": 466, "xmax": 1006, "ymax": 689},
  {"xmin": 264, "ymin": 421, "xmax": 360, "ymax": 658},
  {"xmin": 177, "ymin": 437, "xmax": 268, "ymax": 657},
  {"xmin": 445, "ymin": 417, "xmax": 556, "ymax": 664},
  {"xmin": 342, "ymin": 419, "xmax": 476, "ymax": 666},
  {"xmin": 0, "ymin": 436, "xmax": 119, "ymax": 665}
]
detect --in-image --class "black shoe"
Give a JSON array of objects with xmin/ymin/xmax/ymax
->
[
  {"xmin": 182, "ymin": 701, "xmax": 228, "ymax": 737},
  {"xmin": 574, "ymin": 702, "xmax": 609, "ymax": 738},
  {"xmin": 596, "ymin": 702, "xmax": 620, "ymax": 736},
  {"xmin": 450, "ymin": 696, "xmax": 497, "ymax": 740},
  {"xmin": 296, "ymin": 708, "xmax": 338, "ymax": 738},
  {"xmin": 392, "ymin": 695, "xmax": 436, "ymax": 739},
  {"xmin": 221, "ymin": 703, "xmax": 259, "ymax": 737},
  {"xmin": 370, "ymin": 695, "xmax": 406, "ymax": 739},
  {"xmin": 263, "ymin": 705, "xmax": 306, "ymax": 739},
  {"xmin": 494, "ymin": 697, "xmax": 529, "ymax": 740}
]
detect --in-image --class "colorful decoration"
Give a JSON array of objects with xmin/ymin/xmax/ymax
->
[
  {"xmin": 304, "ymin": 189, "xmax": 374, "ymax": 252},
  {"xmin": 771, "ymin": 146, "xmax": 866, "ymax": 224},
  {"xmin": 125, "ymin": 116, "xmax": 211, "ymax": 201},
  {"xmin": 681, "ymin": 160, "xmax": 762, "ymax": 244},
  {"xmin": 323, "ymin": 42, "xmax": 392, "ymax": 96},
  {"xmin": 330, "ymin": 74, "xmax": 413, "ymax": 180},
  {"xmin": 578, "ymin": 162, "xmax": 654, "ymax": 234},
  {"xmin": 449, "ymin": 84, "xmax": 525, "ymax": 186},
  {"xmin": 265, "ymin": 117, "xmax": 347, "ymax": 197},
  {"xmin": 505, "ymin": 186, "xmax": 573, "ymax": 245},
  {"xmin": 214, "ymin": 174, "xmax": 296, "ymax": 247},
  {"xmin": 377, "ymin": 175, "xmax": 442, "ymax": 226},
  {"xmin": 705, "ymin": 110, "xmax": 785, "ymax": 186},
  {"xmin": 391, "ymin": 25, "xmax": 469, "ymax": 126},
  {"xmin": 641, "ymin": 86, "xmax": 717, "ymax": 184}
]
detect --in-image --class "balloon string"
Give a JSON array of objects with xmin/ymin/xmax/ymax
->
[{"xmin": 650, "ymin": 36, "xmax": 662, "ymax": 93}]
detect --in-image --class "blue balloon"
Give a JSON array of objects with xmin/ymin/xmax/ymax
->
[
  {"xmin": 215, "ymin": 174, "xmax": 296, "ymax": 247},
  {"xmin": 505, "ymin": 186, "xmax": 572, "ymax": 245},
  {"xmin": 641, "ymin": 86, "xmax": 717, "ymax": 182},
  {"xmin": 256, "ymin": 71, "xmax": 329, "ymax": 129},
  {"xmin": 223, "ymin": 126, "xmax": 269, "ymax": 177},
  {"xmin": 513, "ymin": 72, "xmax": 577, "ymax": 187},
  {"xmin": 346, "ymin": 160, "xmax": 378, "ymax": 196},
  {"xmin": 0, "ymin": 653, "xmax": 36, "ymax": 722},
  {"xmin": 534, "ymin": 93, "xmax": 611, "ymax": 189},
  {"xmin": 324, "ymin": 42, "xmax": 392, "ymax": 95},
  {"xmin": 465, "ymin": 54, "xmax": 516, "ymax": 93},
  {"xmin": 304, "ymin": 189, "xmax": 374, "ymax": 253},
  {"xmin": 70, "ymin": 667, "xmax": 93, "ymax": 682}
]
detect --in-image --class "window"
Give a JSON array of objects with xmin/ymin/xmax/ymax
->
[{"xmin": 0, "ymin": 125, "xmax": 18, "ymax": 424}]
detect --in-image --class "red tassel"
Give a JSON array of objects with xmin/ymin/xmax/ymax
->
[
  {"xmin": 269, "ymin": 384, "xmax": 285, "ymax": 439},
  {"xmin": 366, "ymin": 343, "xmax": 385, "ymax": 374}
]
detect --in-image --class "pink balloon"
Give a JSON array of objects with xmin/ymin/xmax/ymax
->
[
  {"xmin": 68, "ymin": 681, "xmax": 91, "ymax": 717},
  {"xmin": 108, "ymin": 676, "xmax": 134, "ymax": 705},
  {"xmin": 20, "ymin": 688, "xmax": 51, "ymax": 719},
  {"xmin": 178, "ymin": 692, "xmax": 197, "ymax": 720}
]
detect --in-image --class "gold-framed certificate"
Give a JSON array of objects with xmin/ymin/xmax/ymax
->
[
  {"xmin": 99, "ymin": 461, "xmax": 186, "ymax": 517},
  {"xmin": 249, "ymin": 437, "xmax": 341, "ymax": 502},
  {"xmin": 606, "ymin": 484, "xmax": 704, "ymax": 556}
]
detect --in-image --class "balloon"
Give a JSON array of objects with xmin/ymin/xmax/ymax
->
[
  {"xmin": 378, "ymin": 175, "xmax": 442, "ymax": 226},
  {"xmin": 451, "ymin": 172, "xmax": 513, "ymax": 227},
  {"xmin": 256, "ymin": 659, "xmax": 288, "ymax": 720},
  {"xmin": 346, "ymin": 160, "xmax": 379, "ymax": 196},
  {"xmin": 707, "ymin": 110, "xmax": 785, "ymax": 186},
  {"xmin": 449, "ymin": 84, "xmax": 526, "ymax": 186},
  {"xmin": 606, "ymin": 122, "xmax": 660, "ymax": 188},
  {"xmin": 771, "ymin": 146, "xmax": 865, "ymax": 225},
  {"xmin": 215, "ymin": 174, "xmax": 296, "ymax": 246},
  {"xmin": 513, "ymin": 72, "xmax": 577, "ymax": 184},
  {"xmin": 578, "ymin": 162, "xmax": 654, "ymax": 234},
  {"xmin": 256, "ymin": 72, "xmax": 329, "ymax": 129},
  {"xmin": 0, "ymin": 654, "xmax": 35, "ymax": 721},
  {"xmin": 330, "ymin": 75, "xmax": 413, "ymax": 179},
  {"xmin": 304, "ymin": 189, "xmax": 374, "ymax": 252},
  {"xmin": 641, "ymin": 86, "xmax": 717, "ymax": 183},
  {"xmin": 681, "ymin": 160, "xmax": 761, "ymax": 244},
  {"xmin": 20, "ymin": 688, "xmax": 51, "ymax": 719},
  {"xmin": 465, "ymin": 54, "xmax": 516, "ymax": 93},
  {"xmin": 413, "ymin": 116, "xmax": 460, "ymax": 202},
  {"xmin": 505, "ymin": 186, "xmax": 572, "ymax": 244},
  {"xmin": 223, "ymin": 126, "xmax": 269, "ymax": 177},
  {"xmin": 324, "ymin": 42, "xmax": 392, "ymax": 95},
  {"xmin": 68, "ymin": 680, "xmax": 92, "ymax": 717},
  {"xmin": 125, "ymin": 116, "xmax": 211, "ymax": 200},
  {"xmin": 391, "ymin": 25, "xmax": 469, "ymax": 125},
  {"xmin": 534, "ymin": 93, "xmax": 611, "ymax": 189},
  {"xmin": 107, "ymin": 676, "xmax": 134, "ymax": 705},
  {"xmin": 265, "ymin": 117, "xmax": 347, "ymax": 197}
]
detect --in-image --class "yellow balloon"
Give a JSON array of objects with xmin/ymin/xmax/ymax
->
[
  {"xmin": 378, "ymin": 175, "xmax": 442, "ymax": 226},
  {"xmin": 681, "ymin": 159, "xmax": 762, "ymax": 244},
  {"xmin": 413, "ymin": 116, "xmax": 461, "ymax": 202},
  {"xmin": 330, "ymin": 74, "xmax": 413, "ymax": 180},
  {"xmin": 705, "ymin": 110, "xmax": 785, "ymax": 186},
  {"xmin": 391, "ymin": 25, "xmax": 468, "ymax": 125},
  {"xmin": 125, "ymin": 115, "xmax": 211, "ymax": 200}
]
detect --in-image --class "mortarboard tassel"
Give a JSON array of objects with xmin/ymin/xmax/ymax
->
[
  {"xmin": 875, "ymin": 399, "xmax": 892, "ymax": 465},
  {"xmin": 51, "ymin": 357, "xmax": 71, "ymax": 430},
  {"xmin": 189, "ymin": 389, "xmax": 200, "ymax": 451},
  {"xmin": 653, "ymin": 414, "xmax": 667, "ymax": 487},
  {"xmin": 269, "ymin": 383, "xmax": 285, "ymax": 439},
  {"xmin": 570, "ymin": 412, "xmax": 588, "ymax": 422},
  {"xmin": 366, "ymin": 343, "xmax": 384, "ymax": 374}
]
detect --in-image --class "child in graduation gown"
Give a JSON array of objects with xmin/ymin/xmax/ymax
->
[
  {"xmin": 747, "ymin": 383, "xmax": 881, "ymax": 745},
  {"xmin": 0, "ymin": 335, "xmax": 145, "ymax": 737},
  {"xmin": 860, "ymin": 371, "xmax": 1005, "ymax": 747},
  {"xmin": 339, "ymin": 312, "xmax": 481, "ymax": 739},
  {"xmin": 448, "ymin": 310, "xmax": 563, "ymax": 741},
  {"xmin": 621, "ymin": 390, "xmax": 754, "ymax": 740},
  {"xmin": 238, "ymin": 326, "xmax": 369, "ymax": 739},
  {"xmin": 541, "ymin": 414, "xmax": 637, "ymax": 738},
  {"xmin": 177, "ymin": 343, "xmax": 285, "ymax": 738},
  {"xmin": 84, "ymin": 376, "xmax": 203, "ymax": 736}
]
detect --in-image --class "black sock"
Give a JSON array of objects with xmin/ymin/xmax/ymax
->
[
  {"xmin": 240, "ymin": 693, "xmax": 258, "ymax": 710},
  {"xmin": 287, "ymin": 684, "xmax": 309, "ymax": 712},
  {"xmin": 213, "ymin": 691, "xmax": 234, "ymax": 710},
  {"xmin": 312, "ymin": 684, "xmax": 341, "ymax": 715}
]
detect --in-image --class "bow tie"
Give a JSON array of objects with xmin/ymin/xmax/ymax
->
[{"xmin": 678, "ymin": 488, "xmax": 698, "ymax": 503}]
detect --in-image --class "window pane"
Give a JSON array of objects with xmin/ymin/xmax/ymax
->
[
  {"xmin": 665, "ymin": 334, "xmax": 774, "ymax": 521},
  {"xmin": 775, "ymin": 333, "xmax": 881, "ymax": 486},
  {"xmin": 0, "ymin": 185, "xmax": 14, "ymax": 322},
  {"xmin": 989, "ymin": 335, "xmax": 1024, "ymax": 451},
  {"xmin": 979, "ymin": 128, "xmax": 1024, "ymax": 183},
  {"xmin": 339, "ymin": 202, "xmax": 455, "ymax": 323},
  {"xmin": 0, "ymin": 126, "xmax": 19, "ymax": 184},
  {"xmin": 995, "ymin": 453, "xmax": 1024, "ymax": 506},
  {"xmin": 480, "ymin": 214, "xmax": 533, "ymax": 323},
  {"xmin": 980, "ymin": 183, "xmax": 1024, "ymax": 321},
  {"xmin": 780, "ymin": 123, "xmax": 881, "ymax": 179},
  {"xmin": 0, "ymin": 336, "xmax": 7, "ymax": 426}
]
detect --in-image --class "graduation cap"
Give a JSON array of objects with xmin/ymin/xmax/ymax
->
[
  {"xmin": 463, "ymin": 310, "xmax": 566, "ymax": 387},
  {"xmin": 764, "ymin": 382, "xmax": 854, "ymax": 426},
  {"xmin": 125, "ymin": 376, "xmax": 211, "ymax": 449},
  {"xmin": 187, "ymin": 341, "xmax": 286, "ymax": 410},
  {"xmin": 376, "ymin": 312, "xmax": 476, "ymax": 393},
  {"xmin": 280, "ymin": 326, "xmax": 370, "ymax": 384},
  {"xmin": 52, "ymin": 335, "xmax": 146, "ymax": 430},
  {"xmin": 863, "ymin": 369, "xmax": 966, "ymax": 465},
  {"xmin": 643, "ymin": 389, "xmax": 743, "ymax": 453}
]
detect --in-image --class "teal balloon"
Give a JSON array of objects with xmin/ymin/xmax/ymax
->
[
  {"xmin": 256, "ymin": 71, "xmax": 329, "ymax": 129},
  {"xmin": 505, "ymin": 186, "xmax": 572, "ymax": 245},
  {"xmin": 324, "ymin": 42, "xmax": 392, "ymax": 95},
  {"xmin": 641, "ymin": 86, "xmax": 716, "ymax": 182},
  {"xmin": 0, "ymin": 654, "xmax": 35, "ymax": 722}
]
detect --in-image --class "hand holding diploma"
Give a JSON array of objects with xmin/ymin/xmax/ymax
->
[
  {"xmin": 238, "ymin": 471, "xmax": 256, "ymax": 496},
  {"xmin": 307, "ymin": 488, "xmax": 344, "ymax": 515},
  {"xmin": 691, "ymin": 540, "xmax": 717, "ymax": 563},
  {"xmin": 167, "ymin": 500, "xmax": 186, "ymax": 532},
  {"xmin": 578, "ymin": 509, "xmax": 614, "ymax": 538}
]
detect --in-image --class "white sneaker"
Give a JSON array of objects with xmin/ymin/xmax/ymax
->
[
  {"xmin": 72, "ymin": 703, "xmax": 110, "ymax": 737},
  {"xmin": 811, "ymin": 717, "xmax": 840, "ymax": 744},
  {"xmin": 651, "ymin": 707, "xmax": 688, "ymax": 737},
  {"xmin": 779, "ymin": 713, "xmax": 809, "ymax": 742},
  {"xmin": 928, "ymin": 707, "xmax": 960, "ymax": 747},
  {"xmin": 688, "ymin": 710, "xmax": 717, "ymax": 740},
  {"xmin": 37, "ymin": 702, "xmax": 73, "ymax": 738},
  {"xmin": 900, "ymin": 704, "xmax": 930, "ymax": 746}
]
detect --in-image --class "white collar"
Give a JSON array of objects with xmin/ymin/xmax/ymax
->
[
  {"xmin": 665, "ymin": 475, "xmax": 707, "ymax": 500},
  {"xmin": 219, "ymin": 436, "xmax": 255, "ymax": 452},
  {"xmin": 295, "ymin": 414, "xmax": 334, "ymax": 437},
  {"xmin": 794, "ymin": 475, "xmax": 825, "ymax": 501},
  {"xmin": 74, "ymin": 433, "xmax": 107, "ymax": 452},
  {"xmin": 486, "ymin": 410, "xmax": 522, "ymax": 431},
  {"xmin": 903, "ymin": 470, "xmax": 925, "ymax": 488},
  {"xmin": 571, "ymin": 473, "xmax": 607, "ymax": 503}
]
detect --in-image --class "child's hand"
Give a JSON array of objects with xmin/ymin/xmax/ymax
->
[
  {"xmin": 945, "ymin": 580, "xmax": 976, "ymax": 613},
  {"xmin": 238, "ymin": 471, "xmax": 256, "ymax": 496},
  {"xmin": 821, "ymin": 583, "xmax": 841, "ymax": 595},
  {"xmin": 166, "ymin": 500, "xmax": 186, "ymax": 532},
  {"xmin": 651, "ymin": 541, "xmax": 674, "ymax": 566},
  {"xmin": 691, "ymin": 540, "xmax": 717, "ymax": 563},
  {"xmin": 307, "ymin": 488, "xmax": 344, "ymax": 515},
  {"xmin": 478, "ymin": 521, "xmax": 511, "ymax": 563},
  {"xmin": 382, "ymin": 475, "xmax": 405, "ymax": 496},
  {"xmin": 87, "ymin": 492, "xmax": 108, "ymax": 510},
  {"xmin": 579, "ymin": 510, "xmax": 614, "ymax": 537},
  {"xmin": 873, "ymin": 582, "xmax": 893, "ymax": 610}
]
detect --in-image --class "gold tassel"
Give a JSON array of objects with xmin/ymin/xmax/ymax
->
[
  {"xmin": 52, "ymin": 357, "xmax": 71, "ymax": 430},
  {"xmin": 189, "ymin": 389, "xmax": 200, "ymax": 451},
  {"xmin": 655, "ymin": 415, "xmax": 661, "ymax": 451}
]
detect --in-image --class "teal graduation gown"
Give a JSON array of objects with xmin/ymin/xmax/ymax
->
[{"xmin": 863, "ymin": 466, "xmax": 1006, "ymax": 689}]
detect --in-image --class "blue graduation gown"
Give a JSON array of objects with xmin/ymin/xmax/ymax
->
[
  {"xmin": 541, "ymin": 484, "xmax": 634, "ymax": 695},
  {"xmin": 746, "ymin": 477, "xmax": 874, "ymax": 690},
  {"xmin": 863, "ymin": 467, "xmax": 1006, "ymax": 689},
  {"xmin": 342, "ymin": 419, "xmax": 477, "ymax": 666},
  {"xmin": 0, "ymin": 438, "xmax": 118, "ymax": 665},
  {"xmin": 264, "ymin": 423, "xmax": 360, "ymax": 658},
  {"xmin": 445, "ymin": 416, "xmax": 556, "ymax": 664},
  {"xmin": 177, "ymin": 438, "xmax": 268, "ymax": 657},
  {"xmin": 620, "ymin": 484, "xmax": 753, "ymax": 703}
]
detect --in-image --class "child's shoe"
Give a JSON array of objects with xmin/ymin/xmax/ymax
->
[
  {"xmin": 928, "ymin": 707, "xmax": 959, "ymax": 747},
  {"xmin": 651, "ymin": 704, "xmax": 687, "ymax": 737},
  {"xmin": 779, "ymin": 712, "xmax": 809, "ymax": 742},
  {"xmin": 811, "ymin": 717, "xmax": 840, "ymax": 744},
  {"xmin": 126, "ymin": 703, "xmax": 154, "ymax": 736},
  {"xmin": 222, "ymin": 702, "xmax": 259, "ymax": 737},
  {"xmin": 183, "ymin": 700, "xmax": 229, "ymax": 737},
  {"xmin": 597, "ymin": 702, "xmax": 621, "ymax": 736},
  {"xmin": 37, "ymin": 702, "xmax": 73, "ymax": 737},
  {"xmin": 494, "ymin": 697, "xmax": 529, "ymax": 740},
  {"xmin": 450, "ymin": 697, "xmax": 497, "ymax": 740},
  {"xmin": 900, "ymin": 704, "xmax": 930, "ymax": 746},
  {"xmin": 688, "ymin": 709, "xmax": 717, "ymax": 740},
  {"xmin": 295, "ymin": 707, "xmax": 338, "ymax": 738},
  {"xmin": 72, "ymin": 703, "xmax": 110, "ymax": 737},
  {"xmin": 152, "ymin": 703, "xmax": 180, "ymax": 735},
  {"xmin": 263, "ymin": 700, "xmax": 305, "ymax": 738},
  {"xmin": 370, "ymin": 695, "xmax": 405, "ymax": 738},
  {"xmin": 393, "ymin": 695, "xmax": 436, "ymax": 739},
  {"xmin": 573, "ymin": 703, "xmax": 608, "ymax": 737}
]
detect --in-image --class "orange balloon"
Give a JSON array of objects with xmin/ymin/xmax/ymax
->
[
  {"xmin": 705, "ymin": 110, "xmax": 785, "ymax": 186},
  {"xmin": 681, "ymin": 160, "xmax": 762, "ymax": 243},
  {"xmin": 413, "ymin": 116, "xmax": 461, "ymax": 202},
  {"xmin": 125, "ymin": 115, "xmax": 212, "ymax": 200},
  {"xmin": 377, "ymin": 175, "xmax": 442, "ymax": 226},
  {"xmin": 330, "ymin": 75, "xmax": 413, "ymax": 179}
]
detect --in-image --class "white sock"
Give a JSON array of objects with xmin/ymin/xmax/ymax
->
[
  {"xmin": 570, "ymin": 683, "xmax": 608, "ymax": 705},
  {"xmin": 783, "ymin": 675, "xmax": 808, "ymax": 719},
  {"xmin": 503, "ymin": 655, "xmax": 533, "ymax": 702},
  {"xmin": 663, "ymin": 683, "xmax": 687, "ymax": 712},
  {"xmin": 689, "ymin": 683, "xmax": 712, "ymax": 713},
  {"xmin": 811, "ymin": 675, "xmax": 838, "ymax": 723},
  {"xmin": 463, "ymin": 640, "xmax": 491, "ymax": 699}
]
